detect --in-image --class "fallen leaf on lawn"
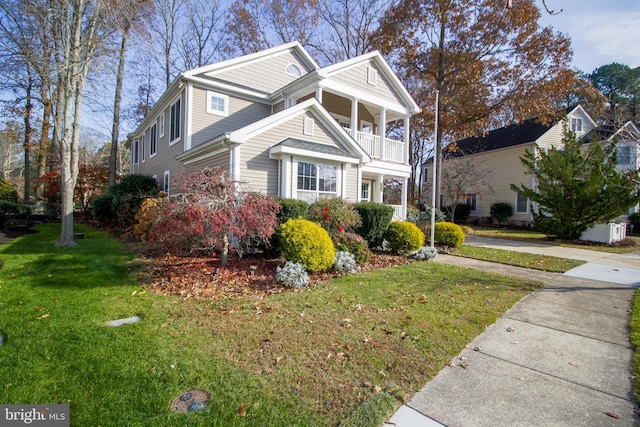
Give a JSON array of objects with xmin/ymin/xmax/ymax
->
[
  {"xmin": 605, "ymin": 412, "xmax": 621, "ymax": 419},
  {"xmin": 362, "ymin": 337, "xmax": 370, "ymax": 343},
  {"xmin": 373, "ymin": 385, "xmax": 382, "ymax": 393},
  {"xmin": 238, "ymin": 402, "xmax": 248, "ymax": 417},
  {"xmin": 342, "ymin": 318, "xmax": 352, "ymax": 323},
  {"xmin": 36, "ymin": 314, "xmax": 49, "ymax": 320},
  {"xmin": 459, "ymin": 361, "xmax": 469, "ymax": 369},
  {"xmin": 275, "ymin": 356, "xmax": 283, "ymax": 364},
  {"xmin": 447, "ymin": 361, "xmax": 456, "ymax": 367},
  {"xmin": 346, "ymin": 344, "xmax": 353, "ymax": 352}
]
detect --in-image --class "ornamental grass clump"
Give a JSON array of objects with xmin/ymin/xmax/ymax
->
[
  {"xmin": 412, "ymin": 246, "xmax": 438, "ymax": 261},
  {"xmin": 277, "ymin": 218, "xmax": 335, "ymax": 272},
  {"xmin": 334, "ymin": 251, "xmax": 357, "ymax": 274},
  {"xmin": 385, "ymin": 221, "xmax": 425, "ymax": 254},
  {"xmin": 275, "ymin": 261, "xmax": 310, "ymax": 288}
]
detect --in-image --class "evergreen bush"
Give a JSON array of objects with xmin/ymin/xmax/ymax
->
[
  {"xmin": 91, "ymin": 193, "xmax": 115, "ymax": 224},
  {"xmin": 277, "ymin": 218, "xmax": 335, "ymax": 272},
  {"xmin": 275, "ymin": 197, "xmax": 309, "ymax": 224},
  {"xmin": 384, "ymin": 221, "xmax": 425, "ymax": 254},
  {"xmin": 353, "ymin": 202, "xmax": 394, "ymax": 247},
  {"xmin": 308, "ymin": 198, "xmax": 361, "ymax": 236},
  {"xmin": 490, "ymin": 202, "xmax": 513, "ymax": 225},
  {"xmin": 629, "ymin": 212, "xmax": 640, "ymax": 232},
  {"xmin": 0, "ymin": 179, "xmax": 18, "ymax": 203},
  {"xmin": 111, "ymin": 174, "xmax": 159, "ymax": 227},
  {"xmin": 434, "ymin": 222, "xmax": 465, "ymax": 248}
]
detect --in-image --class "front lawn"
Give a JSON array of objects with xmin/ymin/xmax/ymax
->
[
  {"xmin": 0, "ymin": 224, "xmax": 541, "ymax": 426},
  {"xmin": 454, "ymin": 245, "xmax": 586, "ymax": 273},
  {"xmin": 471, "ymin": 227, "xmax": 639, "ymax": 254}
]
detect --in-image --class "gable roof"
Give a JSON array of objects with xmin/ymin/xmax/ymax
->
[
  {"xmin": 582, "ymin": 121, "xmax": 640, "ymax": 143},
  {"xmin": 452, "ymin": 119, "xmax": 553, "ymax": 155}
]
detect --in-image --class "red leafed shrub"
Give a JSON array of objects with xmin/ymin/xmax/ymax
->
[{"xmin": 146, "ymin": 168, "xmax": 280, "ymax": 264}]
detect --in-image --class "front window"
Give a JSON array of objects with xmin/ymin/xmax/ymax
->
[
  {"xmin": 163, "ymin": 170, "xmax": 170, "ymax": 194},
  {"xmin": 361, "ymin": 182, "xmax": 370, "ymax": 201},
  {"xmin": 132, "ymin": 139, "xmax": 139, "ymax": 165},
  {"xmin": 516, "ymin": 192, "xmax": 528, "ymax": 213},
  {"xmin": 617, "ymin": 145, "xmax": 632, "ymax": 166},
  {"xmin": 150, "ymin": 123, "xmax": 157, "ymax": 156},
  {"xmin": 465, "ymin": 193, "xmax": 477, "ymax": 212},
  {"xmin": 159, "ymin": 114, "xmax": 165, "ymax": 138},
  {"xmin": 297, "ymin": 161, "xmax": 337, "ymax": 200},
  {"xmin": 570, "ymin": 117, "xmax": 583, "ymax": 132},
  {"xmin": 170, "ymin": 98, "xmax": 181, "ymax": 144},
  {"xmin": 140, "ymin": 134, "xmax": 145, "ymax": 162}
]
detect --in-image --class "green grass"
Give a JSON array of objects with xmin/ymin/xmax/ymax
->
[
  {"xmin": 454, "ymin": 245, "xmax": 586, "ymax": 273},
  {"xmin": 0, "ymin": 224, "xmax": 542, "ymax": 426},
  {"xmin": 471, "ymin": 227, "xmax": 640, "ymax": 254},
  {"xmin": 630, "ymin": 292, "xmax": 640, "ymax": 404}
]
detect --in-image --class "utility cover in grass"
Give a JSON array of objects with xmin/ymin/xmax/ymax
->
[
  {"xmin": 107, "ymin": 315, "xmax": 143, "ymax": 327},
  {"xmin": 170, "ymin": 389, "xmax": 210, "ymax": 413}
]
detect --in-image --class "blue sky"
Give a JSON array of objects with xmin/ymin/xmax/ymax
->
[{"xmin": 537, "ymin": 0, "xmax": 640, "ymax": 73}]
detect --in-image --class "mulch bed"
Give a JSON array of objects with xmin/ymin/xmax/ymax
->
[{"xmin": 145, "ymin": 251, "xmax": 417, "ymax": 300}]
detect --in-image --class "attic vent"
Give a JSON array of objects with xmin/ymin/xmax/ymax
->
[
  {"xmin": 367, "ymin": 67, "xmax": 378, "ymax": 86},
  {"xmin": 285, "ymin": 64, "xmax": 302, "ymax": 77},
  {"xmin": 303, "ymin": 118, "xmax": 315, "ymax": 136}
]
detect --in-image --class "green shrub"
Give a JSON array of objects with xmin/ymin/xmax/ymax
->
[
  {"xmin": 442, "ymin": 203, "xmax": 471, "ymax": 224},
  {"xmin": 275, "ymin": 197, "xmax": 309, "ymax": 224},
  {"xmin": 111, "ymin": 174, "xmax": 159, "ymax": 227},
  {"xmin": 308, "ymin": 198, "xmax": 361, "ymax": 235},
  {"xmin": 490, "ymin": 202, "xmax": 513, "ymax": 225},
  {"xmin": 332, "ymin": 232, "xmax": 371, "ymax": 264},
  {"xmin": 629, "ymin": 212, "xmax": 640, "ymax": 232},
  {"xmin": 409, "ymin": 205, "xmax": 446, "ymax": 224},
  {"xmin": 434, "ymin": 222, "xmax": 465, "ymax": 248},
  {"xmin": 0, "ymin": 179, "xmax": 18, "ymax": 203},
  {"xmin": 0, "ymin": 201, "xmax": 31, "ymax": 227},
  {"xmin": 91, "ymin": 193, "xmax": 115, "ymax": 224},
  {"xmin": 385, "ymin": 221, "xmax": 425, "ymax": 254},
  {"xmin": 353, "ymin": 202, "xmax": 394, "ymax": 248},
  {"xmin": 277, "ymin": 218, "xmax": 335, "ymax": 272}
]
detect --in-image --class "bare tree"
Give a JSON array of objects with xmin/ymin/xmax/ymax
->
[
  {"xmin": 177, "ymin": 0, "xmax": 226, "ymax": 69},
  {"xmin": 149, "ymin": 0, "xmax": 183, "ymax": 89}
]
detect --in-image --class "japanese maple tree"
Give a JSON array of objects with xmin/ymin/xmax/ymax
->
[{"xmin": 149, "ymin": 167, "xmax": 280, "ymax": 265}]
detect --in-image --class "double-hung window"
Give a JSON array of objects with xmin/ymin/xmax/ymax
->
[
  {"xmin": 516, "ymin": 192, "xmax": 528, "ymax": 214},
  {"xmin": 150, "ymin": 123, "xmax": 157, "ymax": 157},
  {"xmin": 159, "ymin": 113, "xmax": 165, "ymax": 138},
  {"xmin": 140, "ymin": 134, "xmax": 146, "ymax": 162},
  {"xmin": 570, "ymin": 117, "xmax": 583, "ymax": 133},
  {"xmin": 617, "ymin": 145, "xmax": 632, "ymax": 166},
  {"xmin": 170, "ymin": 98, "xmax": 181, "ymax": 144},
  {"xmin": 297, "ymin": 161, "xmax": 337, "ymax": 201},
  {"xmin": 465, "ymin": 193, "xmax": 477, "ymax": 212},
  {"xmin": 132, "ymin": 139, "xmax": 139, "ymax": 165}
]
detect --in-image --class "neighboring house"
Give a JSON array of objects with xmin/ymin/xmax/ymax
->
[
  {"xmin": 422, "ymin": 105, "xmax": 640, "ymax": 224},
  {"xmin": 128, "ymin": 42, "xmax": 420, "ymax": 220}
]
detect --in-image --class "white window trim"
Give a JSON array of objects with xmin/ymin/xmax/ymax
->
[
  {"xmin": 295, "ymin": 159, "xmax": 340, "ymax": 201},
  {"xmin": 163, "ymin": 170, "xmax": 171, "ymax": 195},
  {"xmin": 285, "ymin": 63, "xmax": 302, "ymax": 78},
  {"xmin": 466, "ymin": 193, "xmax": 478, "ymax": 212},
  {"xmin": 169, "ymin": 96, "xmax": 182, "ymax": 146},
  {"xmin": 206, "ymin": 90, "xmax": 229, "ymax": 117},
  {"xmin": 149, "ymin": 123, "xmax": 157, "ymax": 158},
  {"xmin": 570, "ymin": 117, "xmax": 583, "ymax": 133},
  {"xmin": 361, "ymin": 181, "xmax": 370, "ymax": 202},
  {"xmin": 132, "ymin": 139, "xmax": 139, "ymax": 165},
  {"xmin": 515, "ymin": 192, "xmax": 528, "ymax": 214},
  {"xmin": 141, "ymin": 134, "xmax": 146, "ymax": 163},
  {"xmin": 158, "ymin": 114, "xmax": 165, "ymax": 138}
]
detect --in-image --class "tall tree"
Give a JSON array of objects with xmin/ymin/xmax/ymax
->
[
  {"xmin": 373, "ymin": 0, "xmax": 574, "ymax": 209},
  {"xmin": 512, "ymin": 126, "xmax": 640, "ymax": 240},
  {"xmin": 149, "ymin": 0, "xmax": 183, "ymax": 89},
  {"xmin": 590, "ymin": 63, "xmax": 640, "ymax": 124},
  {"xmin": 177, "ymin": 0, "xmax": 226, "ymax": 69}
]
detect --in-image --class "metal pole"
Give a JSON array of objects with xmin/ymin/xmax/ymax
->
[{"xmin": 430, "ymin": 90, "xmax": 439, "ymax": 248}]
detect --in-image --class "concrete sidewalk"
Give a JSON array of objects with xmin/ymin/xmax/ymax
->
[{"xmin": 385, "ymin": 238, "xmax": 640, "ymax": 427}]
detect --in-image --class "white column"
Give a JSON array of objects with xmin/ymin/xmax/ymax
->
[
  {"xmin": 401, "ymin": 177, "xmax": 408, "ymax": 220},
  {"xmin": 351, "ymin": 98, "xmax": 359, "ymax": 132},
  {"xmin": 315, "ymin": 87, "xmax": 323, "ymax": 103},
  {"xmin": 403, "ymin": 114, "xmax": 411, "ymax": 164},
  {"xmin": 377, "ymin": 174, "xmax": 384, "ymax": 203},
  {"xmin": 379, "ymin": 108, "xmax": 387, "ymax": 161}
]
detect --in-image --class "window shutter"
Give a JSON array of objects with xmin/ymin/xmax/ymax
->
[{"xmin": 303, "ymin": 118, "xmax": 315, "ymax": 136}]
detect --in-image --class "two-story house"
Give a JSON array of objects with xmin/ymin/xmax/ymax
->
[
  {"xmin": 128, "ymin": 42, "xmax": 420, "ymax": 220},
  {"xmin": 422, "ymin": 105, "xmax": 639, "ymax": 224}
]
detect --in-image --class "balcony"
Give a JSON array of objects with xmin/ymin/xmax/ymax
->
[{"xmin": 344, "ymin": 128, "xmax": 406, "ymax": 164}]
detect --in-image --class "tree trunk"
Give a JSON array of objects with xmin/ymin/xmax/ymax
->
[
  {"xmin": 23, "ymin": 74, "xmax": 33, "ymax": 204},
  {"xmin": 220, "ymin": 233, "xmax": 229, "ymax": 266},
  {"xmin": 110, "ymin": 21, "xmax": 130, "ymax": 187}
]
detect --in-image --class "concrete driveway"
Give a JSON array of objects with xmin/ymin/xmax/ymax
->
[{"xmin": 385, "ymin": 236, "xmax": 640, "ymax": 426}]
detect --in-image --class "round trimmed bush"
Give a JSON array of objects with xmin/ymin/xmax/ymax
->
[
  {"xmin": 490, "ymin": 202, "xmax": 513, "ymax": 225},
  {"xmin": 111, "ymin": 174, "xmax": 159, "ymax": 227},
  {"xmin": 277, "ymin": 218, "xmax": 335, "ymax": 272},
  {"xmin": 434, "ymin": 222, "xmax": 465, "ymax": 248},
  {"xmin": 353, "ymin": 202, "xmax": 394, "ymax": 248},
  {"xmin": 385, "ymin": 221, "xmax": 425, "ymax": 254},
  {"xmin": 92, "ymin": 193, "xmax": 115, "ymax": 224}
]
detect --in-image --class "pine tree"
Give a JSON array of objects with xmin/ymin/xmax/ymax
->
[{"xmin": 512, "ymin": 126, "xmax": 640, "ymax": 240}]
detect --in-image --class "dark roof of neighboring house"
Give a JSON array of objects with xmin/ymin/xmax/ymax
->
[
  {"xmin": 274, "ymin": 138, "xmax": 355, "ymax": 157},
  {"xmin": 452, "ymin": 118, "xmax": 554, "ymax": 156},
  {"xmin": 580, "ymin": 125, "xmax": 617, "ymax": 143}
]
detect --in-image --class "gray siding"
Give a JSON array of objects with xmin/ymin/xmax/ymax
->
[
  {"xmin": 239, "ymin": 111, "xmax": 354, "ymax": 195},
  {"xmin": 212, "ymin": 50, "xmax": 313, "ymax": 94},
  {"xmin": 331, "ymin": 60, "xmax": 405, "ymax": 106},
  {"xmin": 184, "ymin": 150, "xmax": 230, "ymax": 175},
  {"xmin": 190, "ymin": 86, "xmax": 271, "ymax": 148},
  {"xmin": 344, "ymin": 163, "xmax": 359, "ymax": 201}
]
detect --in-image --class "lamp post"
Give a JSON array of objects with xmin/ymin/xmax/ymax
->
[{"xmin": 430, "ymin": 90, "xmax": 439, "ymax": 248}]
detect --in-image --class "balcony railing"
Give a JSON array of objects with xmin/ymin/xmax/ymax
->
[{"xmin": 344, "ymin": 128, "xmax": 406, "ymax": 163}]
